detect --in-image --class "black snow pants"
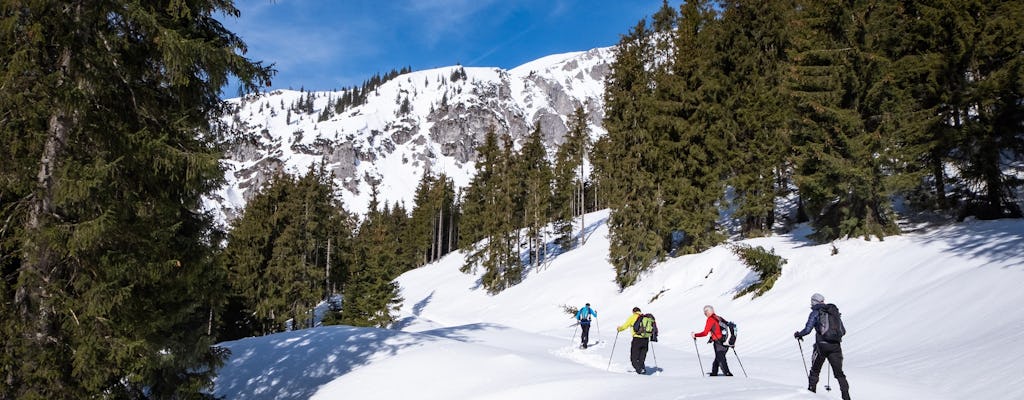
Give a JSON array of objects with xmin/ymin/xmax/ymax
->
[
  {"xmin": 711, "ymin": 340, "xmax": 732, "ymax": 375},
  {"xmin": 580, "ymin": 321, "xmax": 591, "ymax": 347},
  {"xmin": 809, "ymin": 342, "xmax": 851, "ymax": 400},
  {"xmin": 630, "ymin": 336, "xmax": 649, "ymax": 374}
]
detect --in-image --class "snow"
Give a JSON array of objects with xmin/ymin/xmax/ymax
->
[
  {"xmin": 213, "ymin": 210, "xmax": 1024, "ymax": 399},
  {"xmin": 212, "ymin": 47, "xmax": 613, "ymax": 222}
]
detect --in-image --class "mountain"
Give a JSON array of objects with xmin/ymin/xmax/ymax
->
[
  {"xmin": 213, "ymin": 210, "xmax": 1024, "ymax": 399},
  {"xmin": 208, "ymin": 47, "xmax": 613, "ymax": 221}
]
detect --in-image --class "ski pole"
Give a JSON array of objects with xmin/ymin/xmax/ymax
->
[
  {"xmin": 595, "ymin": 317, "xmax": 601, "ymax": 337},
  {"xmin": 570, "ymin": 322, "xmax": 578, "ymax": 344},
  {"xmin": 607, "ymin": 331, "xmax": 620, "ymax": 371},
  {"xmin": 650, "ymin": 341, "xmax": 658, "ymax": 368},
  {"xmin": 693, "ymin": 337, "xmax": 705, "ymax": 377},
  {"xmin": 797, "ymin": 338, "xmax": 809, "ymax": 378},
  {"xmin": 826, "ymin": 363, "xmax": 832, "ymax": 391},
  {"xmin": 730, "ymin": 346, "xmax": 748, "ymax": 378}
]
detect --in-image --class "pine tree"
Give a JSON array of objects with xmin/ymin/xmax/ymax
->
[
  {"xmin": 553, "ymin": 106, "xmax": 591, "ymax": 250},
  {"xmin": 600, "ymin": 19, "xmax": 665, "ymax": 288},
  {"xmin": 342, "ymin": 185, "xmax": 403, "ymax": 328},
  {"xmin": 952, "ymin": 0, "xmax": 1024, "ymax": 219},
  {"xmin": 716, "ymin": 0, "xmax": 797, "ymax": 236},
  {"xmin": 0, "ymin": 1, "xmax": 271, "ymax": 397},
  {"xmin": 411, "ymin": 173, "xmax": 458, "ymax": 267},
  {"xmin": 222, "ymin": 166, "xmax": 352, "ymax": 337},
  {"xmin": 519, "ymin": 122, "xmax": 553, "ymax": 268},
  {"xmin": 649, "ymin": 0, "xmax": 726, "ymax": 254},
  {"xmin": 224, "ymin": 174, "xmax": 291, "ymax": 337},
  {"xmin": 459, "ymin": 127, "xmax": 521, "ymax": 293},
  {"xmin": 787, "ymin": 0, "xmax": 901, "ymax": 241},
  {"xmin": 460, "ymin": 127, "xmax": 501, "ymax": 274}
]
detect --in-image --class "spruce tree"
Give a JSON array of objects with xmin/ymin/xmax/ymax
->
[
  {"xmin": 553, "ymin": 106, "xmax": 590, "ymax": 250},
  {"xmin": 787, "ymin": 0, "xmax": 901, "ymax": 241},
  {"xmin": 222, "ymin": 166, "xmax": 352, "ymax": 337},
  {"xmin": 0, "ymin": 1, "xmax": 271, "ymax": 397},
  {"xmin": 342, "ymin": 185, "xmax": 403, "ymax": 328},
  {"xmin": 481, "ymin": 134, "xmax": 522, "ymax": 293},
  {"xmin": 601, "ymin": 19, "xmax": 664, "ymax": 288},
  {"xmin": 716, "ymin": 0, "xmax": 797, "ymax": 236},
  {"xmin": 952, "ymin": 0, "xmax": 1024, "ymax": 218},
  {"xmin": 460, "ymin": 127, "xmax": 522, "ymax": 293},
  {"xmin": 410, "ymin": 173, "xmax": 439, "ymax": 265},
  {"xmin": 519, "ymin": 122, "xmax": 553, "ymax": 267},
  {"xmin": 651, "ymin": 0, "xmax": 726, "ymax": 254},
  {"xmin": 459, "ymin": 127, "xmax": 501, "ymax": 274}
]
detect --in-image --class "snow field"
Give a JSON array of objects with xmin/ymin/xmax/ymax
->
[{"xmin": 215, "ymin": 210, "xmax": 1024, "ymax": 399}]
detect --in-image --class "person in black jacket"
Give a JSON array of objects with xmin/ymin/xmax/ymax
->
[{"xmin": 795, "ymin": 293, "xmax": 851, "ymax": 400}]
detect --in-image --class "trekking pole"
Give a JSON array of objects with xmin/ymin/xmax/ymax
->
[
  {"xmin": 607, "ymin": 331, "xmax": 620, "ymax": 371},
  {"xmin": 693, "ymin": 337, "xmax": 705, "ymax": 377},
  {"xmin": 650, "ymin": 341, "xmax": 658, "ymax": 368},
  {"xmin": 797, "ymin": 338, "xmax": 809, "ymax": 378},
  {"xmin": 730, "ymin": 346, "xmax": 748, "ymax": 378},
  {"xmin": 825, "ymin": 364, "xmax": 832, "ymax": 391}
]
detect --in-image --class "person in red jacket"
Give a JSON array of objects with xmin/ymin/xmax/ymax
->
[{"xmin": 691, "ymin": 305, "xmax": 733, "ymax": 376}]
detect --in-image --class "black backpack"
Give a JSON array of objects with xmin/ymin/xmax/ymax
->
[
  {"xmin": 716, "ymin": 316, "xmax": 737, "ymax": 346},
  {"xmin": 817, "ymin": 304, "xmax": 846, "ymax": 343},
  {"xmin": 633, "ymin": 313, "xmax": 659, "ymax": 341}
]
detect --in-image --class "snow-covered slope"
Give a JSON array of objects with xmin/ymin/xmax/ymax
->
[
  {"xmin": 214, "ymin": 213, "xmax": 1024, "ymax": 399},
  {"xmin": 209, "ymin": 47, "xmax": 612, "ymax": 220}
]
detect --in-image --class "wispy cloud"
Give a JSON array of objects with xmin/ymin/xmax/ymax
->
[
  {"xmin": 397, "ymin": 0, "xmax": 504, "ymax": 47},
  {"xmin": 468, "ymin": 22, "xmax": 539, "ymax": 66}
]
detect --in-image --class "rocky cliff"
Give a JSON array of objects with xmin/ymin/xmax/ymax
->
[{"xmin": 207, "ymin": 47, "xmax": 613, "ymax": 221}]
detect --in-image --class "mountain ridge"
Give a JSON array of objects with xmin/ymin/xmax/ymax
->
[{"xmin": 208, "ymin": 46, "xmax": 614, "ymax": 221}]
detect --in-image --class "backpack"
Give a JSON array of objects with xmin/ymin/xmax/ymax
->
[
  {"xmin": 716, "ymin": 316, "xmax": 737, "ymax": 346},
  {"xmin": 817, "ymin": 304, "xmax": 846, "ymax": 343},
  {"xmin": 633, "ymin": 313, "xmax": 659, "ymax": 341}
]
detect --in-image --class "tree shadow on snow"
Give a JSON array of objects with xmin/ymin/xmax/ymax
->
[
  {"xmin": 418, "ymin": 322, "xmax": 503, "ymax": 343},
  {"xmin": 213, "ymin": 325, "xmax": 419, "ymax": 399},
  {"xmin": 729, "ymin": 270, "xmax": 761, "ymax": 299},
  {"xmin": 391, "ymin": 291, "xmax": 434, "ymax": 331},
  {"xmin": 928, "ymin": 221, "xmax": 1024, "ymax": 269},
  {"xmin": 521, "ymin": 216, "xmax": 609, "ymax": 279},
  {"xmin": 214, "ymin": 323, "xmax": 499, "ymax": 399}
]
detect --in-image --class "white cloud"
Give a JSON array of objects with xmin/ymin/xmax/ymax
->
[{"xmin": 398, "ymin": 0, "xmax": 504, "ymax": 46}]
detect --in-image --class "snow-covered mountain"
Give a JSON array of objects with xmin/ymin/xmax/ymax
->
[
  {"xmin": 213, "ymin": 211, "xmax": 1024, "ymax": 399},
  {"xmin": 209, "ymin": 47, "xmax": 613, "ymax": 220}
]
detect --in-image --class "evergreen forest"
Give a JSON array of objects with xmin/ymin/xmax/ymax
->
[{"xmin": 0, "ymin": 0, "xmax": 1020, "ymax": 397}]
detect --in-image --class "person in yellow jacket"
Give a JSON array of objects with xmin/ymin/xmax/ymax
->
[{"xmin": 617, "ymin": 306, "xmax": 650, "ymax": 374}]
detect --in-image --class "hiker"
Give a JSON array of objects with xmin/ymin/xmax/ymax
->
[
  {"xmin": 617, "ymin": 307, "xmax": 653, "ymax": 374},
  {"xmin": 794, "ymin": 293, "xmax": 851, "ymax": 400},
  {"xmin": 691, "ymin": 305, "xmax": 732, "ymax": 376},
  {"xmin": 575, "ymin": 303, "xmax": 598, "ymax": 348}
]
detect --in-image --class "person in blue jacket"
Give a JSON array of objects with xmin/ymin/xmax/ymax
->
[
  {"xmin": 575, "ymin": 303, "xmax": 598, "ymax": 348},
  {"xmin": 794, "ymin": 293, "xmax": 851, "ymax": 400}
]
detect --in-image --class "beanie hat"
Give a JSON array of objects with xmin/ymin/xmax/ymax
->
[
  {"xmin": 811, "ymin": 293, "xmax": 825, "ymax": 305},
  {"xmin": 632, "ymin": 306, "xmax": 641, "ymax": 313}
]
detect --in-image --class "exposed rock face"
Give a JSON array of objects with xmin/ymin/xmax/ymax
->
[{"xmin": 211, "ymin": 47, "xmax": 613, "ymax": 220}]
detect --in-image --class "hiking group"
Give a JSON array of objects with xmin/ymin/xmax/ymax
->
[{"xmin": 590, "ymin": 293, "xmax": 851, "ymax": 398}]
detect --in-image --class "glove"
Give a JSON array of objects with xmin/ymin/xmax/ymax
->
[
  {"xmin": 793, "ymin": 331, "xmax": 802, "ymax": 340},
  {"xmin": 617, "ymin": 327, "xmax": 624, "ymax": 332}
]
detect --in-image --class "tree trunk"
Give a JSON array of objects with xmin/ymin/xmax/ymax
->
[
  {"xmin": 16, "ymin": 43, "xmax": 74, "ymax": 345},
  {"xmin": 931, "ymin": 152, "xmax": 946, "ymax": 209}
]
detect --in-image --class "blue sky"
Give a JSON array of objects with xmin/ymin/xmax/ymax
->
[{"xmin": 220, "ymin": 0, "xmax": 664, "ymax": 92}]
